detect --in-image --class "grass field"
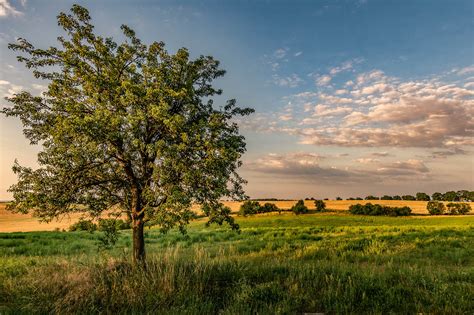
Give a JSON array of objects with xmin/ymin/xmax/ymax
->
[
  {"xmin": 2, "ymin": 200, "xmax": 472, "ymax": 232},
  {"xmin": 1, "ymin": 212, "xmax": 473, "ymax": 313}
]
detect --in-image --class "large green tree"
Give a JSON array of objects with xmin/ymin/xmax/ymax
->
[{"xmin": 2, "ymin": 5, "xmax": 253, "ymax": 262}]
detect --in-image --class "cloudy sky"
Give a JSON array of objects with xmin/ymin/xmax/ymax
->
[{"xmin": 0, "ymin": 0, "xmax": 473, "ymax": 199}]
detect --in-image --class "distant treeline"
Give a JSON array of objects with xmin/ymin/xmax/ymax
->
[{"xmin": 305, "ymin": 190, "xmax": 474, "ymax": 202}]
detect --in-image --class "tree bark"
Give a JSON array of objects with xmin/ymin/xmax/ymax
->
[{"xmin": 132, "ymin": 219, "xmax": 145, "ymax": 263}]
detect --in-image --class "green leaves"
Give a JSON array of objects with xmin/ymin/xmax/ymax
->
[{"xmin": 2, "ymin": 5, "xmax": 253, "ymax": 240}]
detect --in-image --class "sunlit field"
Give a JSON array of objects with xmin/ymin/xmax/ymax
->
[
  {"xmin": 2, "ymin": 200, "xmax": 472, "ymax": 232},
  {"xmin": 1, "ymin": 212, "xmax": 473, "ymax": 313}
]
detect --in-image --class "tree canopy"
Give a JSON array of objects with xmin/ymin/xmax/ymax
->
[{"xmin": 2, "ymin": 5, "xmax": 253, "ymax": 262}]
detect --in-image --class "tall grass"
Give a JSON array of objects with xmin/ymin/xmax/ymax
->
[{"xmin": 1, "ymin": 213, "xmax": 473, "ymax": 313}]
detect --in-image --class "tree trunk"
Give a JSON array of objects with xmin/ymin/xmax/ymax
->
[{"xmin": 132, "ymin": 219, "xmax": 145, "ymax": 263}]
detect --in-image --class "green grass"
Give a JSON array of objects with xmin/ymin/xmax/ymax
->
[{"xmin": 1, "ymin": 213, "xmax": 473, "ymax": 314}]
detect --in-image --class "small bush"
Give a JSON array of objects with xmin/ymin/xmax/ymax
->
[
  {"xmin": 69, "ymin": 219, "xmax": 97, "ymax": 232},
  {"xmin": 261, "ymin": 203, "xmax": 279, "ymax": 213},
  {"xmin": 348, "ymin": 203, "xmax": 412, "ymax": 216},
  {"xmin": 427, "ymin": 201, "xmax": 445, "ymax": 215},
  {"xmin": 239, "ymin": 201, "xmax": 262, "ymax": 216},
  {"xmin": 314, "ymin": 200, "xmax": 326, "ymax": 211},
  {"xmin": 291, "ymin": 200, "xmax": 308, "ymax": 215},
  {"xmin": 446, "ymin": 203, "xmax": 471, "ymax": 215},
  {"xmin": 97, "ymin": 219, "xmax": 120, "ymax": 249}
]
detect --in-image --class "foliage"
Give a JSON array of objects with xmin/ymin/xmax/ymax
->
[
  {"xmin": 261, "ymin": 202, "xmax": 280, "ymax": 213},
  {"xmin": 402, "ymin": 195, "xmax": 416, "ymax": 201},
  {"xmin": 446, "ymin": 203, "xmax": 471, "ymax": 215},
  {"xmin": 238, "ymin": 201, "xmax": 280, "ymax": 216},
  {"xmin": 392, "ymin": 195, "xmax": 401, "ymax": 200},
  {"xmin": 291, "ymin": 200, "xmax": 308, "ymax": 214},
  {"xmin": 349, "ymin": 203, "xmax": 412, "ymax": 216},
  {"xmin": 69, "ymin": 219, "xmax": 97, "ymax": 232},
  {"xmin": 381, "ymin": 195, "xmax": 393, "ymax": 200},
  {"xmin": 365, "ymin": 195, "xmax": 379, "ymax": 200},
  {"xmin": 443, "ymin": 191, "xmax": 459, "ymax": 202},
  {"xmin": 416, "ymin": 192, "xmax": 430, "ymax": 201},
  {"xmin": 97, "ymin": 219, "xmax": 119, "ymax": 249},
  {"xmin": 238, "ymin": 201, "xmax": 262, "ymax": 216},
  {"xmin": 314, "ymin": 200, "xmax": 326, "ymax": 211},
  {"xmin": 1, "ymin": 5, "xmax": 253, "ymax": 261},
  {"xmin": 427, "ymin": 201, "xmax": 445, "ymax": 215}
]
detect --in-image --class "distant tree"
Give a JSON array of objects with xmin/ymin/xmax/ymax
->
[
  {"xmin": 443, "ymin": 191, "xmax": 459, "ymax": 202},
  {"xmin": 446, "ymin": 203, "xmax": 472, "ymax": 215},
  {"xmin": 291, "ymin": 200, "xmax": 308, "ymax": 214},
  {"xmin": 427, "ymin": 201, "xmax": 445, "ymax": 215},
  {"xmin": 402, "ymin": 195, "xmax": 416, "ymax": 201},
  {"xmin": 416, "ymin": 192, "xmax": 430, "ymax": 201},
  {"xmin": 392, "ymin": 195, "xmax": 402, "ymax": 200},
  {"xmin": 239, "ymin": 201, "xmax": 261, "ymax": 216},
  {"xmin": 336, "ymin": 197, "xmax": 342, "ymax": 200},
  {"xmin": 324, "ymin": 198, "xmax": 329, "ymax": 200},
  {"xmin": 456, "ymin": 190, "xmax": 472, "ymax": 202},
  {"xmin": 2, "ymin": 5, "xmax": 253, "ymax": 263},
  {"xmin": 381, "ymin": 195, "xmax": 393, "ymax": 200},
  {"xmin": 431, "ymin": 192, "xmax": 443, "ymax": 201},
  {"xmin": 365, "ymin": 195, "xmax": 379, "ymax": 200},
  {"xmin": 314, "ymin": 200, "xmax": 326, "ymax": 211},
  {"xmin": 355, "ymin": 197, "xmax": 363, "ymax": 200},
  {"xmin": 261, "ymin": 203, "xmax": 279, "ymax": 213}
]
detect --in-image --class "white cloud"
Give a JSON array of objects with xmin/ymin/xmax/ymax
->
[
  {"xmin": 457, "ymin": 66, "xmax": 474, "ymax": 76},
  {"xmin": 273, "ymin": 48, "xmax": 288, "ymax": 59},
  {"xmin": 270, "ymin": 69, "xmax": 474, "ymax": 149},
  {"xmin": 0, "ymin": 0, "xmax": 23, "ymax": 17},
  {"xmin": 316, "ymin": 75, "xmax": 332, "ymax": 86},
  {"xmin": 272, "ymin": 74, "xmax": 304, "ymax": 88}
]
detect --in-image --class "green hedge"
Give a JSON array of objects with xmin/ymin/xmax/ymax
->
[{"xmin": 349, "ymin": 203, "xmax": 412, "ymax": 216}]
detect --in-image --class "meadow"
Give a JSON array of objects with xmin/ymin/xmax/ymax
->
[{"xmin": 1, "ymin": 212, "xmax": 473, "ymax": 313}]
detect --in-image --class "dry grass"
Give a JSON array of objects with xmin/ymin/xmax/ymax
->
[{"xmin": 2, "ymin": 200, "xmax": 473, "ymax": 232}]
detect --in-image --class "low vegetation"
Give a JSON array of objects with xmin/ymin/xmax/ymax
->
[
  {"xmin": 238, "ymin": 201, "xmax": 281, "ymax": 216},
  {"xmin": 314, "ymin": 200, "xmax": 326, "ymax": 211},
  {"xmin": 427, "ymin": 201, "xmax": 471, "ymax": 215},
  {"xmin": 1, "ymin": 213, "xmax": 473, "ymax": 313},
  {"xmin": 291, "ymin": 200, "xmax": 308, "ymax": 214},
  {"xmin": 349, "ymin": 203, "xmax": 412, "ymax": 216}
]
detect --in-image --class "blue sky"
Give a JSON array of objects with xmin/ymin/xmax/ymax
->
[{"xmin": 0, "ymin": 0, "xmax": 473, "ymax": 199}]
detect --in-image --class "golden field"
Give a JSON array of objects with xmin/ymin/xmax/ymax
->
[{"xmin": 2, "ymin": 199, "xmax": 473, "ymax": 232}]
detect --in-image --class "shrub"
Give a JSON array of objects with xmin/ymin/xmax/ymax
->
[
  {"xmin": 98, "ymin": 219, "xmax": 119, "ymax": 249},
  {"xmin": 239, "ymin": 201, "xmax": 262, "ymax": 216},
  {"xmin": 365, "ymin": 195, "xmax": 379, "ymax": 200},
  {"xmin": 314, "ymin": 200, "xmax": 326, "ymax": 211},
  {"xmin": 427, "ymin": 201, "xmax": 445, "ymax": 215},
  {"xmin": 348, "ymin": 203, "xmax": 412, "ymax": 216},
  {"xmin": 261, "ymin": 203, "xmax": 279, "ymax": 213},
  {"xmin": 69, "ymin": 219, "xmax": 97, "ymax": 232},
  {"xmin": 446, "ymin": 203, "xmax": 471, "ymax": 215},
  {"xmin": 291, "ymin": 200, "xmax": 308, "ymax": 214}
]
